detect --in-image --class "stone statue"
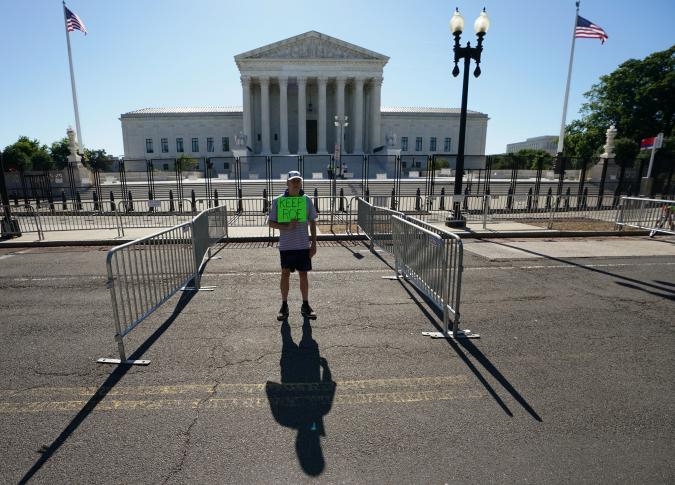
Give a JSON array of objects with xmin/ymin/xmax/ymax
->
[
  {"xmin": 600, "ymin": 125, "xmax": 617, "ymax": 159},
  {"xmin": 66, "ymin": 126, "xmax": 83, "ymax": 165}
]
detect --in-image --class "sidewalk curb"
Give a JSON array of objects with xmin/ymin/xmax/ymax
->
[{"xmin": 0, "ymin": 230, "xmax": 651, "ymax": 248}]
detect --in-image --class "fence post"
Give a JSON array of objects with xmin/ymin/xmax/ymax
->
[{"xmin": 439, "ymin": 187, "xmax": 445, "ymax": 210}]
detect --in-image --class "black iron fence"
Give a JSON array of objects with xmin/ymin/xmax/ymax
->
[{"xmin": 3, "ymin": 154, "xmax": 673, "ymax": 213}]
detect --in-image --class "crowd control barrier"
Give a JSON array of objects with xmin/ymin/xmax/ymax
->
[
  {"xmin": 616, "ymin": 196, "xmax": 675, "ymax": 236},
  {"xmin": 101, "ymin": 205, "xmax": 228, "ymax": 365},
  {"xmin": 358, "ymin": 197, "xmax": 477, "ymax": 339},
  {"xmin": 357, "ymin": 197, "xmax": 403, "ymax": 254},
  {"xmin": 391, "ymin": 215, "xmax": 477, "ymax": 339}
]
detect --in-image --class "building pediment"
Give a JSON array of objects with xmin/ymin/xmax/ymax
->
[{"xmin": 235, "ymin": 31, "xmax": 389, "ymax": 62}]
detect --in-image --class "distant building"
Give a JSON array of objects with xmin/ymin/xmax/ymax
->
[
  {"xmin": 506, "ymin": 136, "xmax": 558, "ymax": 156},
  {"xmin": 120, "ymin": 31, "xmax": 489, "ymax": 168}
]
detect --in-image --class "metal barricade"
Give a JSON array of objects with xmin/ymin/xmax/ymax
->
[
  {"xmin": 101, "ymin": 205, "xmax": 228, "ymax": 365},
  {"xmin": 1, "ymin": 204, "xmax": 43, "ymax": 240},
  {"xmin": 616, "ymin": 197, "xmax": 675, "ymax": 235},
  {"xmin": 391, "ymin": 215, "xmax": 477, "ymax": 339},
  {"xmin": 356, "ymin": 197, "xmax": 403, "ymax": 254}
]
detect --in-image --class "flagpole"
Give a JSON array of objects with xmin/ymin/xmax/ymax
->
[
  {"xmin": 556, "ymin": 0, "xmax": 580, "ymax": 155},
  {"xmin": 63, "ymin": 1, "xmax": 83, "ymax": 150}
]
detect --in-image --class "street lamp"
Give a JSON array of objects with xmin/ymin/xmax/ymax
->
[
  {"xmin": 446, "ymin": 7, "xmax": 490, "ymax": 228},
  {"xmin": 334, "ymin": 115, "xmax": 349, "ymax": 178},
  {"xmin": 333, "ymin": 115, "xmax": 348, "ymax": 225}
]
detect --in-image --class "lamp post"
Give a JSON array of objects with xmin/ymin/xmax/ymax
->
[
  {"xmin": 333, "ymin": 115, "xmax": 348, "ymax": 225},
  {"xmin": 446, "ymin": 7, "xmax": 490, "ymax": 228}
]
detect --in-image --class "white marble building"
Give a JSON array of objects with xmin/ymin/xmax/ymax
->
[
  {"xmin": 506, "ymin": 136, "xmax": 558, "ymax": 156},
  {"xmin": 120, "ymin": 31, "xmax": 488, "ymax": 167}
]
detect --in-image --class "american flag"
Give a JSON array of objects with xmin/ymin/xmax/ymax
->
[
  {"xmin": 575, "ymin": 16, "xmax": 607, "ymax": 43},
  {"xmin": 65, "ymin": 6, "xmax": 87, "ymax": 35}
]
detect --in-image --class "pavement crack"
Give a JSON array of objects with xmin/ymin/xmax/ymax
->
[{"xmin": 162, "ymin": 384, "xmax": 217, "ymax": 485}]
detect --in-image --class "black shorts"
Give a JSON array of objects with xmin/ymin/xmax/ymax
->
[{"xmin": 280, "ymin": 249, "xmax": 312, "ymax": 273}]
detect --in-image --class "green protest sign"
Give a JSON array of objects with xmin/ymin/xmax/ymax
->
[{"xmin": 277, "ymin": 195, "xmax": 307, "ymax": 223}]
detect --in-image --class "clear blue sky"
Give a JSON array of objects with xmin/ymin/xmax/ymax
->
[{"xmin": 2, "ymin": 0, "xmax": 673, "ymax": 157}]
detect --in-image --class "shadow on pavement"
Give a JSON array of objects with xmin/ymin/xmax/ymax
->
[
  {"xmin": 396, "ymin": 278, "xmax": 543, "ymax": 422},
  {"xmin": 265, "ymin": 319, "xmax": 336, "ymax": 476},
  {"xmin": 491, "ymin": 240, "xmax": 675, "ymax": 299},
  {"xmin": 19, "ymin": 287, "xmax": 198, "ymax": 484}
]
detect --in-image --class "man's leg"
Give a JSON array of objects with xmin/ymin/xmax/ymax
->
[
  {"xmin": 299, "ymin": 271, "xmax": 316, "ymax": 319},
  {"xmin": 299, "ymin": 271, "xmax": 309, "ymax": 301},
  {"xmin": 281, "ymin": 268, "xmax": 291, "ymax": 301},
  {"xmin": 277, "ymin": 268, "xmax": 291, "ymax": 321}
]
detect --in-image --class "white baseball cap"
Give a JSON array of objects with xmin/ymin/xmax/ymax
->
[{"xmin": 287, "ymin": 170, "xmax": 303, "ymax": 181}]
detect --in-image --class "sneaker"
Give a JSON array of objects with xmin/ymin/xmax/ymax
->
[
  {"xmin": 277, "ymin": 304, "xmax": 289, "ymax": 321},
  {"xmin": 301, "ymin": 303, "xmax": 317, "ymax": 320}
]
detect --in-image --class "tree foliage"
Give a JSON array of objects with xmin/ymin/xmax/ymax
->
[
  {"xmin": 490, "ymin": 150, "xmax": 553, "ymax": 170},
  {"xmin": 2, "ymin": 136, "xmax": 51, "ymax": 171},
  {"xmin": 84, "ymin": 148, "xmax": 110, "ymax": 170},
  {"xmin": 564, "ymin": 45, "xmax": 675, "ymax": 157},
  {"xmin": 2, "ymin": 136, "xmax": 112, "ymax": 171},
  {"xmin": 50, "ymin": 138, "xmax": 71, "ymax": 169},
  {"xmin": 176, "ymin": 154, "xmax": 199, "ymax": 171}
]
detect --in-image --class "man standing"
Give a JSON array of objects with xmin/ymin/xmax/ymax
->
[{"xmin": 268, "ymin": 171, "xmax": 318, "ymax": 321}]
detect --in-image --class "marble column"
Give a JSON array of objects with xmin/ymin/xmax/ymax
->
[
  {"xmin": 260, "ymin": 76, "xmax": 271, "ymax": 154},
  {"xmin": 336, "ymin": 77, "xmax": 346, "ymax": 152},
  {"xmin": 297, "ymin": 76, "xmax": 307, "ymax": 155},
  {"xmin": 317, "ymin": 76, "xmax": 328, "ymax": 154},
  {"xmin": 369, "ymin": 77, "xmax": 383, "ymax": 152},
  {"xmin": 241, "ymin": 75, "xmax": 252, "ymax": 150},
  {"xmin": 353, "ymin": 77, "xmax": 365, "ymax": 153},
  {"xmin": 279, "ymin": 76, "xmax": 289, "ymax": 154}
]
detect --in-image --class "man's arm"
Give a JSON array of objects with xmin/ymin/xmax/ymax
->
[
  {"xmin": 269, "ymin": 220, "xmax": 297, "ymax": 231},
  {"xmin": 309, "ymin": 219, "xmax": 317, "ymax": 257}
]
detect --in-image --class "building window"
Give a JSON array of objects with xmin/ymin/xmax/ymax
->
[
  {"xmin": 191, "ymin": 138, "xmax": 199, "ymax": 152},
  {"xmin": 429, "ymin": 137, "xmax": 437, "ymax": 152},
  {"xmin": 222, "ymin": 137, "xmax": 230, "ymax": 152},
  {"xmin": 145, "ymin": 138, "xmax": 154, "ymax": 153},
  {"xmin": 415, "ymin": 137, "xmax": 423, "ymax": 151},
  {"xmin": 161, "ymin": 138, "xmax": 168, "ymax": 153},
  {"xmin": 207, "ymin": 137, "xmax": 214, "ymax": 152},
  {"xmin": 401, "ymin": 137, "xmax": 408, "ymax": 151},
  {"xmin": 176, "ymin": 138, "xmax": 184, "ymax": 153},
  {"xmin": 444, "ymin": 137, "xmax": 452, "ymax": 152}
]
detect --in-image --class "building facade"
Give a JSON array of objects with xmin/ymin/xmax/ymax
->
[
  {"xmin": 506, "ymin": 135, "xmax": 558, "ymax": 156},
  {"xmin": 120, "ymin": 31, "xmax": 488, "ymax": 167}
]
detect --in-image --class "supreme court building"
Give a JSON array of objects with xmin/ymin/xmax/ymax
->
[{"xmin": 120, "ymin": 31, "xmax": 488, "ymax": 166}]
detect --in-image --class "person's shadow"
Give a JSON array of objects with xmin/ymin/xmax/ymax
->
[{"xmin": 265, "ymin": 319, "xmax": 336, "ymax": 476}]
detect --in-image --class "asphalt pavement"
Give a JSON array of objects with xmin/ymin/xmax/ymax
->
[{"xmin": 0, "ymin": 226, "xmax": 674, "ymax": 484}]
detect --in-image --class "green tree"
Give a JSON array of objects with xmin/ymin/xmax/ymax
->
[
  {"xmin": 50, "ymin": 138, "xmax": 70, "ymax": 169},
  {"xmin": 84, "ymin": 148, "xmax": 110, "ymax": 170},
  {"xmin": 613, "ymin": 137, "xmax": 639, "ymax": 168},
  {"xmin": 176, "ymin": 154, "xmax": 198, "ymax": 171},
  {"xmin": 2, "ymin": 136, "xmax": 51, "ymax": 171},
  {"xmin": 566, "ymin": 45, "xmax": 675, "ymax": 156},
  {"xmin": 32, "ymin": 151, "xmax": 54, "ymax": 171},
  {"xmin": 514, "ymin": 149, "xmax": 553, "ymax": 170}
]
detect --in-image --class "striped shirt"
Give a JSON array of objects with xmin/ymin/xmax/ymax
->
[{"xmin": 270, "ymin": 194, "xmax": 317, "ymax": 250}]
